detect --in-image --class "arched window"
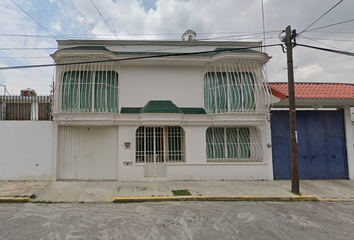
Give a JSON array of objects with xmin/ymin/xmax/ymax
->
[
  {"xmin": 136, "ymin": 126, "xmax": 185, "ymax": 163},
  {"xmin": 206, "ymin": 126, "xmax": 262, "ymax": 162}
]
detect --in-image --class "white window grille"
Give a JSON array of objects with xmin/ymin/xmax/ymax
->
[
  {"xmin": 206, "ymin": 126, "xmax": 262, "ymax": 162},
  {"xmin": 54, "ymin": 60, "xmax": 119, "ymax": 113},
  {"xmin": 136, "ymin": 126, "xmax": 185, "ymax": 163},
  {"xmin": 204, "ymin": 60, "xmax": 271, "ymax": 114}
]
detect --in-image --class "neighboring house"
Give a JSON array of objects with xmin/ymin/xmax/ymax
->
[
  {"xmin": 0, "ymin": 90, "xmax": 53, "ymax": 181},
  {"xmin": 269, "ymin": 83, "xmax": 354, "ymax": 180},
  {"xmin": 50, "ymin": 30, "xmax": 274, "ymax": 181},
  {"xmin": 0, "ymin": 89, "xmax": 51, "ymax": 121}
]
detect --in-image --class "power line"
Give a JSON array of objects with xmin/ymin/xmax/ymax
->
[
  {"xmin": 298, "ymin": 35, "xmax": 345, "ymax": 51},
  {"xmin": 0, "ymin": 30, "xmax": 283, "ymax": 40},
  {"xmin": 0, "ymin": 47, "xmax": 57, "ymax": 50},
  {"xmin": 90, "ymin": 0, "xmax": 118, "ymax": 39},
  {"xmin": 305, "ymin": 18, "xmax": 354, "ymax": 32},
  {"xmin": 9, "ymin": 0, "xmax": 57, "ymax": 39},
  {"xmin": 0, "ymin": 56, "xmax": 51, "ymax": 58},
  {"xmin": 297, "ymin": 43, "xmax": 354, "ymax": 57},
  {"xmin": 300, "ymin": 36, "xmax": 354, "ymax": 43},
  {"xmin": 297, "ymin": 0, "xmax": 344, "ymax": 37},
  {"xmin": 0, "ymin": 44, "xmax": 282, "ymax": 70}
]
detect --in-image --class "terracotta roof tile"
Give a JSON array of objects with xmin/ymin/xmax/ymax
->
[{"xmin": 269, "ymin": 83, "xmax": 354, "ymax": 99}]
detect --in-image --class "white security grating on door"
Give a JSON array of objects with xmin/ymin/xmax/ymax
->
[{"xmin": 136, "ymin": 126, "xmax": 185, "ymax": 177}]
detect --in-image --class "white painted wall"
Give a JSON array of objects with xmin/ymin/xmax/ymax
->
[
  {"xmin": 117, "ymin": 123, "xmax": 272, "ymax": 181},
  {"xmin": 119, "ymin": 65, "xmax": 204, "ymax": 108},
  {"xmin": 0, "ymin": 121, "xmax": 53, "ymax": 181}
]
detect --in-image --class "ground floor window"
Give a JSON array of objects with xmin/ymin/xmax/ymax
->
[
  {"xmin": 206, "ymin": 126, "xmax": 262, "ymax": 162},
  {"xmin": 136, "ymin": 126, "xmax": 185, "ymax": 163}
]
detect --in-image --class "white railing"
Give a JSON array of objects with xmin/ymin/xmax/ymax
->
[
  {"xmin": 204, "ymin": 59, "xmax": 272, "ymax": 114},
  {"xmin": 53, "ymin": 58, "xmax": 119, "ymax": 113}
]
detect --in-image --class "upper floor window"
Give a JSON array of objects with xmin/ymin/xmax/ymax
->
[
  {"xmin": 204, "ymin": 72, "xmax": 255, "ymax": 113},
  {"xmin": 62, "ymin": 71, "xmax": 118, "ymax": 113}
]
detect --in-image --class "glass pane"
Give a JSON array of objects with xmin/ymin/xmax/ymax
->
[
  {"xmin": 107, "ymin": 71, "xmax": 119, "ymax": 113},
  {"xmin": 145, "ymin": 127, "xmax": 154, "ymax": 163},
  {"xmin": 215, "ymin": 73, "xmax": 227, "ymax": 113},
  {"xmin": 94, "ymin": 71, "xmax": 105, "ymax": 112},
  {"xmin": 204, "ymin": 73, "xmax": 215, "ymax": 113},
  {"xmin": 242, "ymin": 73, "xmax": 255, "ymax": 111},
  {"xmin": 239, "ymin": 127, "xmax": 250, "ymax": 158},
  {"xmin": 206, "ymin": 127, "xmax": 214, "ymax": 159},
  {"xmin": 80, "ymin": 71, "xmax": 92, "ymax": 112},
  {"xmin": 229, "ymin": 73, "xmax": 242, "ymax": 112},
  {"xmin": 213, "ymin": 127, "xmax": 225, "ymax": 158},
  {"xmin": 168, "ymin": 126, "xmax": 182, "ymax": 161},
  {"xmin": 62, "ymin": 71, "xmax": 80, "ymax": 112},
  {"xmin": 226, "ymin": 127, "xmax": 238, "ymax": 159}
]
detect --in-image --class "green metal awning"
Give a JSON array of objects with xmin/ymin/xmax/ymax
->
[{"xmin": 121, "ymin": 100, "xmax": 206, "ymax": 114}]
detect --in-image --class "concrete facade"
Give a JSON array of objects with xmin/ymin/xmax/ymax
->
[
  {"xmin": 50, "ymin": 38, "xmax": 274, "ymax": 181},
  {"xmin": 0, "ymin": 121, "xmax": 53, "ymax": 181}
]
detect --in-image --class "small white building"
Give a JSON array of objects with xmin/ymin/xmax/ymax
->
[{"xmin": 50, "ymin": 31, "xmax": 274, "ymax": 181}]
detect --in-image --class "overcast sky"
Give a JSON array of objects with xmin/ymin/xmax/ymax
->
[{"xmin": 0, "ymin": 0, "xmax": 353, "ymax": 95}]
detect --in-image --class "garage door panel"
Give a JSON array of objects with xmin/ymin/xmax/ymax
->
[{"xmin": 58, "ymin": 126, "xmax": 118, "ymax": 180}]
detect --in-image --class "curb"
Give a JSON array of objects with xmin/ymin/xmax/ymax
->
[
  {"xmin": 0, "ymin": 197, "xmax": 32, "ymax": 203},
  {"xmin": 317, "ymin": 198, "xmax": 354, "ymax": 202},
  {"xmin": 113, "ymin": 195, "xmax": 318, "ymax": 203}
]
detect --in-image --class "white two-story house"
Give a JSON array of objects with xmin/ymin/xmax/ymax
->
[{"xmin": 51, "ymin": 30, "xmax": 274, "ymax": 181}]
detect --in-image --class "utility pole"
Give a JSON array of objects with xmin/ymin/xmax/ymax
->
[{"xmin": 284, "ymin": 25, "xmax": 300, "ymax": 194}]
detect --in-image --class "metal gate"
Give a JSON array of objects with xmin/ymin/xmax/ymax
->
[
  {"xmin": 271, "ymin": 110, "xmax": 348, "ymax": 180},
  {"xmin": 144, "ymin": 127, "xmax": 167, "ymax": 177},
  {"xmin": 57, "ymin": 126, "xmax": 118, "ymax": 180}
]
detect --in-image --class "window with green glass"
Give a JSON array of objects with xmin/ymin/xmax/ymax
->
[
  {"xmin": 206, "ymin": 126, "xmax": 261, "ymax": 162},
  {"xmin": 204, "ymin": 72, "xmax": 255, "ymax": 113},
  {"xmin": 62, "ymin": 71, "xmax": 118, "ymax": 113}
]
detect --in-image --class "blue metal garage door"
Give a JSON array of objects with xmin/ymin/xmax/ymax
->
[{"xmin": 271, "ymin": 110, "xmax": 348, "ymax": 180}]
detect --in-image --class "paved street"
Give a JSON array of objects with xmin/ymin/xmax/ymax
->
[{"xmin": 1, "ymin": 202, "xmax": 354, "ymax": 240}]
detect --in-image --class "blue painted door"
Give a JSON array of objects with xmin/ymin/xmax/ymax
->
[{"xmin": 271, "ymin": 110, "xmax": 348, "ymax": 180}]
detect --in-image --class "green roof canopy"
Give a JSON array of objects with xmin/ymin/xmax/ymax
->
[{"xmin": 121, "ymin": 100, "xmax": 206, "ymax": 114}]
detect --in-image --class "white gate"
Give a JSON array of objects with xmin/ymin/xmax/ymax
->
[
  {"xmin": 144, "ymin": 127, "xmax": 167, "ymax": 177},
  {"xmin": 57, "ymin": 126, "xmax": 118, "ymax": 180}
]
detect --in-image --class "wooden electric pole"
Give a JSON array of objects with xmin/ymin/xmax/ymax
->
[{"xmin": 284, "ymin": 25, "xmax": 300, "ymax": 194}]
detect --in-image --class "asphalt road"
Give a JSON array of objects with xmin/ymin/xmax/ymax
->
[{"xmin": 0, "ymin": 202, "xmax": 354, "ymax": 240}]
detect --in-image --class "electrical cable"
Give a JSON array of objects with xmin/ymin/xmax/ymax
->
[
  {"xmin": 305, "ymin": 18, "xmax": 354, "ymax": 33},
  {"xmin": 9, "ymin": 0, "xmax": 57, "ymax": 39},
  {"xmin": 0, "ymin": 44, "xmax": 282, "ymax": 70},
  {"xmin": 90, "ymin": 0, "xmax": 118, "ymax": 39},
  {"xmin": 298, "ymin": 35, "xmax": 345, "ymax": 51},
  {"xmin": 297, "ymin": 43, "xmax": 354, "ymax": 57},
  {"xmin": 297, "ymin": 0, "xmax": 344, "ymax": 37}
]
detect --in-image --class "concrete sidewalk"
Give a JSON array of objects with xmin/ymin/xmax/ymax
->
[{"xmin": 0, "ymin": 180, "xmax": 354, "ymax": 203}]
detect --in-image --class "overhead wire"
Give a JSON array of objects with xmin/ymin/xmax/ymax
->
[
  {"xmin": 298, "ymin": 35, "xmax": 345, "ymax": 51},
  {"xmin": 296, "ymin": 43, "xmax": 354, "ymax": 57},
  {"xmin": 0, "ymin": 43, "xmax": 282, "ymax": 70},
  {"xmin": 305, "ymin": 18, "xmax": 354, "ymax": 33},
  {"xmin": 297, "ymin": 0, "xmax": 344, "ymax": 37},
  {"xmin": 89, "ymin": 0, "xmax": 118, "ymax": 39},
  {"xmin": 9, "ymin": 0, "xmax": 57, "ymax": 39}
]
